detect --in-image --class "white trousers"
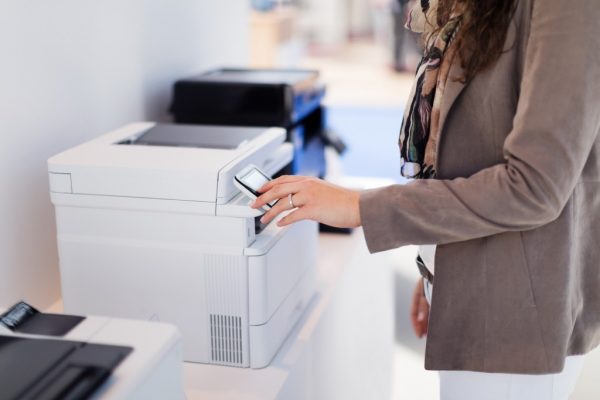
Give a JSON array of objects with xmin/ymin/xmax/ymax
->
[
  {"xmin": 438, "ymin": 356, "xmax": 584, "ymax": 400},
  {"xmin": 422, "ymin": 279, "xmax": 585, "ymax": 400}
]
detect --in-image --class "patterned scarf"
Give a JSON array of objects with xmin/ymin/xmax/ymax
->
[{"xmin": 399, "ymin": 0, "xmax": 463, "ymax": 179}]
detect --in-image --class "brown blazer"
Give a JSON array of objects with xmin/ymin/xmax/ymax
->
[{"xmin": 360, "ymin": 0, "xmax": 600, "ymax": 374}]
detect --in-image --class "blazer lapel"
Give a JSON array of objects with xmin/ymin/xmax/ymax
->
[
  {"xmin": 438, "ymin": 61, "xmax": 467, "ymax": 142},
  {"xmin": 435, "ymin": 59, "xmax": 468, "ymax": 165}
]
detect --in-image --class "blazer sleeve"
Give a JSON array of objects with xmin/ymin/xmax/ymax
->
[{"xmin": 360, "ymin": 0, "xmax": 600, "ymax": 253}]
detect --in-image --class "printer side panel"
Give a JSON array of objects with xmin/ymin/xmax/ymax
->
[
  {"xmin": 203, "ymin": 254, "xmax": 251, "ymax": 367},
  {"xmin": 54, "ymin": 203, "xmax": 253, "ymax": 367}
]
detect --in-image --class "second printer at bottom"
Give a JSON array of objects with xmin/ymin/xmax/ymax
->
[{"xmin": 47, "ymin": 122, "xmax": 318, "ymax": 368}]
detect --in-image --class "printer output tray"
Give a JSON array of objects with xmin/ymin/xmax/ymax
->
[{"xmin": 0, "ymin": 335, "xmax": 131, "ymax": 400}]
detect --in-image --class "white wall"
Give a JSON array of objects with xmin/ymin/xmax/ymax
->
[
  {"xmin": 0, "ymin": 1, "xmax": 250, "ymax": 308},
  {"xmin": 301, "ymin": 0, "xmax": 349, "ymax": 49}
]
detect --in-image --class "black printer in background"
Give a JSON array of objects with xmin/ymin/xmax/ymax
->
[{"xmin": 170, "ymin": 68, "xmax": 345, "ymax": 178}]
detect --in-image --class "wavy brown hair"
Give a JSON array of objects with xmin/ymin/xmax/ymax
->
[{"xmin": 436, "ymin": 0, "xmax": 518, "ymax": 82}]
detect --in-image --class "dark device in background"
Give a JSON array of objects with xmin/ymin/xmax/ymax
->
[
  {"xmin": 170, "ymin": 68, "xmax": 345, "ymax": 178},
  {"xmin": 170, "ymin": 68, "xmax": 350, "ymax": 233}
]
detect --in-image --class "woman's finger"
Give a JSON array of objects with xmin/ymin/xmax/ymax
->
[
  {"xmin": 260, "ymin": 195, "xmax": 295, "ymax": 224},
  {"xmin": 286, "ymin": 190, "xmax": 307, "ymax": 209},
  {"xmin": 411, "ymin": 280, "xmax": 420, "ymax": 317},
  {"xmin": 417, "ymin": 291, "xmax": 430, "ymax": 337},
  {"xmin": 252, "ymin": 181, "xmax": 304, "ymax": 209},
  {"xmin": 258, "ymin": 175, "xmax": 307, "ymax": 193},
  {"xmin": 417, "ymin": 294, "xmax": 428, "ymax": 322},
  {"xmin": 277, "ymin": 206, "xmax": 312, "ymax": 227},
  {"xmin": 411, "ymin": 279, "xmax": 426, "ymax": 338}
]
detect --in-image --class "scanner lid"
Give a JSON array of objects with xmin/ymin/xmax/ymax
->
[
  {"xmin": 126, "ymin": 123, "xmax": 263, "ymax": 150},
  {"xmin": 48, "ymin": 123, "xmax": 286, "ymax": 205}
]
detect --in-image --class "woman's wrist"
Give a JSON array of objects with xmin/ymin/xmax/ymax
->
[{"xmin": 348, "ymin": 189, "xmax": 362, "ymax": 228}]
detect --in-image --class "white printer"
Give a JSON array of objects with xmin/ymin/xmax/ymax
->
[{"xmin": 48, "ymin": 123, "xmax": 318, "ymax": 368}]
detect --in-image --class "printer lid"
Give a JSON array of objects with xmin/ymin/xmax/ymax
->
[
  {"xmin": 48, "ymin": 123, "xmax": 286, "ymax": 205},
  {"xmin": 130, "ymin": 124, "xmax": 262, "ymax": 149}
]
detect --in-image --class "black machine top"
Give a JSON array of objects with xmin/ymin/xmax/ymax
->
[
  {"xmin": 170, "ymin": 68, "xmax": 326, "ymax": 127},
  {"xmin": 0, "ymin": 335, "xmax": 132, "ymax": 400},
  {"xmin": 183, "ymin": 68, "xmax": 319, "ymax": 88}
]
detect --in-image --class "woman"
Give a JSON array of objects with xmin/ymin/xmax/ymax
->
[{"xmin": 252, "ymin": 0, "xmax": 600, "ymax": 398}]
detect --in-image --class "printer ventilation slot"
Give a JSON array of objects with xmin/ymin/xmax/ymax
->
[{"xmin": 210, "ymin": 314, "xmax": 243, "ymax": 366}]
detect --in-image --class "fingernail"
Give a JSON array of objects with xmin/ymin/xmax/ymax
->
[
  {"xmin": 417, "ymin": 312, "xmax": 424, "ymax": 321},
  {"xmin": 260, "ymin": 217, "xmax": 266, "ymax": 224}
]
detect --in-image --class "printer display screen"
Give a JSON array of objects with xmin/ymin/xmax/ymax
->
[{"xmin": 240, "ymin": 169, "xmax": 270, "ymax": 195}]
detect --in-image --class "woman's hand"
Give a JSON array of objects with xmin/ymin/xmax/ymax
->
[
  {"xmin": 251, "ymin": 175, "xmax": 362, "ymax": 228},
  {"xmin": 410, "ymin": 278, "xmax": 429, "ymax": 338}
]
